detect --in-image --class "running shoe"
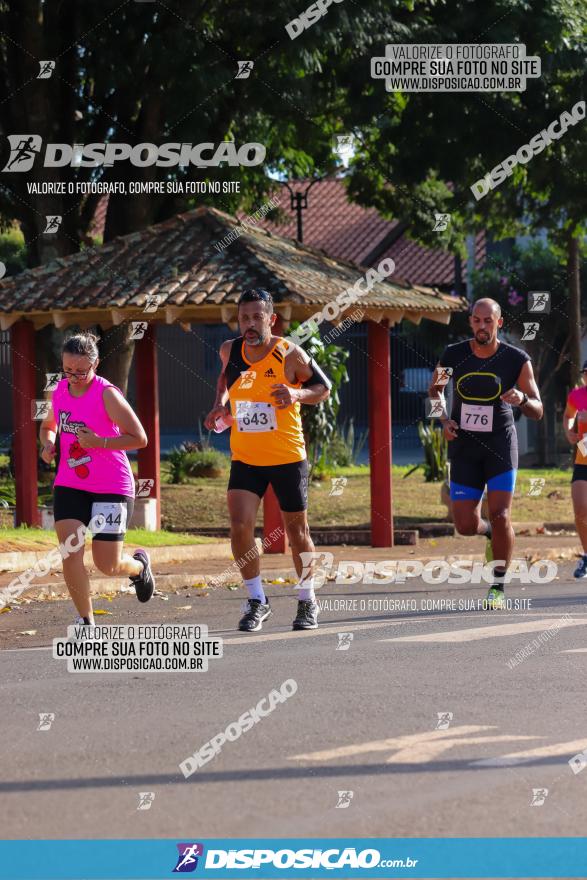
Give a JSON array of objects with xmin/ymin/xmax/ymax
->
[
  {"xmin": 130, "ymin": 549, "xmax": 155, "ymax": 603},
  {"xmin": 238, "ymin": 598, "xmax": 272, "ymax": 632},
  {"xmin": 485, "ymin": 536, "xmax": 494, "ymax": 563},
  {"xmin": 573, "ymin": 556, "xmax": 587, "ymax": 579},
  {"xmin": 292, "ymin": 599, "xmax": 319, "ymax": 630},
  {"xmin": 66, "ymin": 615, "xmax": 94, "ymax": 642},
  {"xmin": 483, "ymin": 587, "xmax": 506, "ymax": 610}
]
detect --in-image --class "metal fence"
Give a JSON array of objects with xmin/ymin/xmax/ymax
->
[
  {"xmin": 148, "ymin": 323, "xmax": 434, "ymax": 455},
  {"xmin": 0, "ymin": 331, "xmax": 12, "ymax": 439},
  {"xmin": 0, "ymin": 323, "xmax": 436, "ymax": 457}
]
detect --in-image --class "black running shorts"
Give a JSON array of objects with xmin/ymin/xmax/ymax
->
[
  {"xmin": 449, "ymin": 427, "xmax": 518, "ymax": 501},
  {"xmin": 53, "ymin": 486, "xmax": 135, "ymax": 542},
  {"xmin": 228, "ymin": 459, "xmax": 308, "ymax": 512},
  {"xmin": 572, "ymin": 464, "xmax": 587, "ymax": 483}
]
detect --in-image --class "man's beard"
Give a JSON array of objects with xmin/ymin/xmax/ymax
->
[
  {"xmin": 245, "ymin": 329, "xmax": 266, "ymax": 346},
  {"xmin": 475, "ymin": 331, "xmax": 491, "ymax": 345}
]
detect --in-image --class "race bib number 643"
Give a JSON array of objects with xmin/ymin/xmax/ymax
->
[{"xmin": 235, "ymin": 401, "xmax": 277, "ymax": 432}]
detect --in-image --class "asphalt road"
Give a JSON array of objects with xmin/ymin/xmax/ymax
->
[{"xmin": 1, "ymin": 564, "xmax": 587, "ymax": 843}]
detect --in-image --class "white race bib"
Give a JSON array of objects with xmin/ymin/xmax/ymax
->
[
  {"xmin": 460, "ymin": 403, "xmax": 493, "ymax": 432},
  {"xmin": 90, "ymin": 502, "xmax": 128, "ymax": 536},
  {"xmin": 235, "ymin": 401, "xmax": 277, "ymax": 433}
]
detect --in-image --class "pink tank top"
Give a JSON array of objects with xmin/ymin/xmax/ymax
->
[{"xmin": 52, "ymin": 375, "xmax": 135, "ymax": 496}]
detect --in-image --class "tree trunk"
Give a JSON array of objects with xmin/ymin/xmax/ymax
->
[
  {"xmin": 568, "ymin": 233, "xmax": 582, "ymax": 386},
  {"xmin": 97, "ymin": 325, "xmax": 135, "ymax": 397},
  {"xmin": 35, "ymin": 326, "xmax": 65, "ymax": 399},
  {"xmin": 536, "ymin": 395, "xmax": 549, "ymax": 466}
]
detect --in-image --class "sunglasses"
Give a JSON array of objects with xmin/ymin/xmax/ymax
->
[{"xmin": 63, "ymin": 363, "xmax": 96, "ymax": 379}]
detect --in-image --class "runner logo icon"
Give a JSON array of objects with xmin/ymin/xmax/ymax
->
[
  {"xmin": 2, "ymin": 134, "xmax": 42, "ymax": 172},
  {"xmin": 173, "ymin": 843, "xmax": 204, "ymax": 872}
]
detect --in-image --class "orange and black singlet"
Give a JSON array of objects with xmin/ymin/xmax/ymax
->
[{"xmin": 225, "ymin": 336, "xmax": 306, "ymax": 466}]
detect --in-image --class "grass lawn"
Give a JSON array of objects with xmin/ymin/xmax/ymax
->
[
  {"xmin": 0, "ymin": 527, "xmax": 218, "ymax": 553},
  {"xmin": 160, "ymin": 464, "xmax": 574, "ymax": 530}
]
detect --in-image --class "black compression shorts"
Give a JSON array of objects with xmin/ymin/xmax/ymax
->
[
  {"xmin": 572, "ymin": 464, "xmax": 587, "ymax": 483},
  {"xmin": 228, "ymin": 459, "xmax": 308, "ymax": 512},
  {"xmin": 53, "ymin": 486, "xmax": 135, "ymax": 542},
  {"xmin": 448, "ymin": 427, "xmax": 518, "ymax": 501}
]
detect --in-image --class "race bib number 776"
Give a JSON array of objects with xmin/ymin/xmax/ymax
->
[{"xmin": 460, "ymin": 403, "xmax": 493, "ymax": 432}]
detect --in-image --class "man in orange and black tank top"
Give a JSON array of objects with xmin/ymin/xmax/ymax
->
[{"xmin": 205, "ymin": 288, "xmax": 331, "ymax": 633}]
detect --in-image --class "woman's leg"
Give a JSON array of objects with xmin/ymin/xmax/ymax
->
[
  {"xmin": 91, "ymin": 539, "xmax": 143, "ymax": 578},
  {"xmin": 55, "ymin": 519, "xmax": 94, "ymax": 622},
  {"xmin": 571, "ymin": 480, "xmax": 587, "ymax": 553}
]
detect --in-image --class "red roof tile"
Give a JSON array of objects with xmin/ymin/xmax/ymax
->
[{"xmin": 377, "ymin": 231, "xmax": 487, "ymax": 288}]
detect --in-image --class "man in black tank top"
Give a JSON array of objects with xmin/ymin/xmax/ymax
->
[{"xmin": 429, "ymin": 299, "xmax": 543, "ymax": 609}]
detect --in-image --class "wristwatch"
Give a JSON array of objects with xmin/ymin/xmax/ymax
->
[{"xmin": 520, "ymin": 393, "xmax": 529, "ymax": 407}]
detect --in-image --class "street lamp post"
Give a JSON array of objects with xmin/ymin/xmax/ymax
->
[{"xmin": 281, "ymin": 178, "xmax": 323, "ymax": 243}]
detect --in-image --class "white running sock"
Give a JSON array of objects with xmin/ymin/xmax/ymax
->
[
  {"xmin": 298, "ymin": 578, "xmax": 315, "ymax": 602},
  {"xmin": 244, "ymin": 575, "xmax": 266, "ymax": 604}
]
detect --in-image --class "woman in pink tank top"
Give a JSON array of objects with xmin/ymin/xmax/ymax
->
[
  {"xmin": 39, "ymin": 332, "xmax": 156, "ymax": 626},
  {"xmin": 564, "ymin": 360, "xmax": 587, "ymax": 579}
]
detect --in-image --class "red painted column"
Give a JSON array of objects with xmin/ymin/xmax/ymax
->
[
  {"xmin": 263, "ymin": 314, "xmax": 288, "ymax": 554},
  {"xmin": 135, "ymin": 324, "xmax": 161, "ymax": 530},
  {"xmin": 11, "ymin": 320, "xmax": 39, "ymax": 527},
  {"xmin": 368, "ymin": 319, "xmax": 393, "ymax": 547}
]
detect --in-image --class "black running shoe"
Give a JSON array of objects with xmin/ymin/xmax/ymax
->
[
  {"xmin": 292, "ymin": 599, "xmax": 319, "ymax": 630},
  {"xmin": 238, "ymin": 598, "xmax": 272, "ymax": 632},
  {"xmin": 130, "ymin": 549, "xmax": 155, "ymax": 603}
]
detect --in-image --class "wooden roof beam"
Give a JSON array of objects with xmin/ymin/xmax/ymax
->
[{"xmin": 0, "ymin": 313, "xmax": 23, "ymax": 331}]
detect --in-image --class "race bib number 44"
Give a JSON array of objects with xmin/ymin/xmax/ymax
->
[
  {"xmin": 90, "ymin": 502, "xmax": 127, "ymax": 535},
  {"xmin": 460, "ymin": 403, "xmax": 493, "ymax": 432},
  {"xmin": 235, "ymin": 401, "xmax": 277, "ymax": 432}
]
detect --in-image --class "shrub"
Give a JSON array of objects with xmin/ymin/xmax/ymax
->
[
  {"xmin": 403, "ymin": 421, "xmax": 448, "ymax": 483},
  {"xmin": 168, "ymin": 444, "xmax": 228, "ymax": 482}
]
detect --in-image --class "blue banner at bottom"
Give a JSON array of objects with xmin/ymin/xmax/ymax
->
[{"xmin": 1, "ymin": 838, "xmax": 586, "ymax": 880}]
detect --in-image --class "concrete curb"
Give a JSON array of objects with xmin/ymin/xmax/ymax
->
[
  {"xmin": 0, "ymin": 539, "xmax": 233, "ymax": 574},
  {"xmin": 1, "ymin": 521, "xmax": 579, "ymax": 574},
  {"xmin": 6, "ymin": 543, "xmax": 579, "ymax": 604}
]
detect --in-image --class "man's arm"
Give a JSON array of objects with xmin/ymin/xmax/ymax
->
[
  {"xmin": 293, "ymin": 346, "xmax": 331, "ymax": 404},
  {"xmin": 428, "ymin": 364, "xmax": 448, "ymax": 409},
  {"xmin": 204, "ymin": 340, "xmax": 232, "ymax": 429},
  {"xmin": 272, "ymin": 345, "xmax": 331, "ymax": 409},
  {"xmin": 428, "ymin": 363, "xmax": 457, "ymax": 440},
  {"xmin": 501, "ymin": 360, "xmax": 543, "ymax": 420}
]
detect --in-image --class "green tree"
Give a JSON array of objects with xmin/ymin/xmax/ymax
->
[
  {"xmin": 0, "ymin": 0, "xmax": 419, "ymax": 389},
  {"xmin": 342, "ymin": 0, "xmax": 586, "ymax": 379}
]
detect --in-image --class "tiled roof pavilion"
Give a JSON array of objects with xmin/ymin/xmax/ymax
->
[
  {"xmin": 5, "ymin": 206, "xmax": 467, "ymax": 547},
  {"xmin": 0, "ymin": 206, "xmax": 465, "ymax": 331}
]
